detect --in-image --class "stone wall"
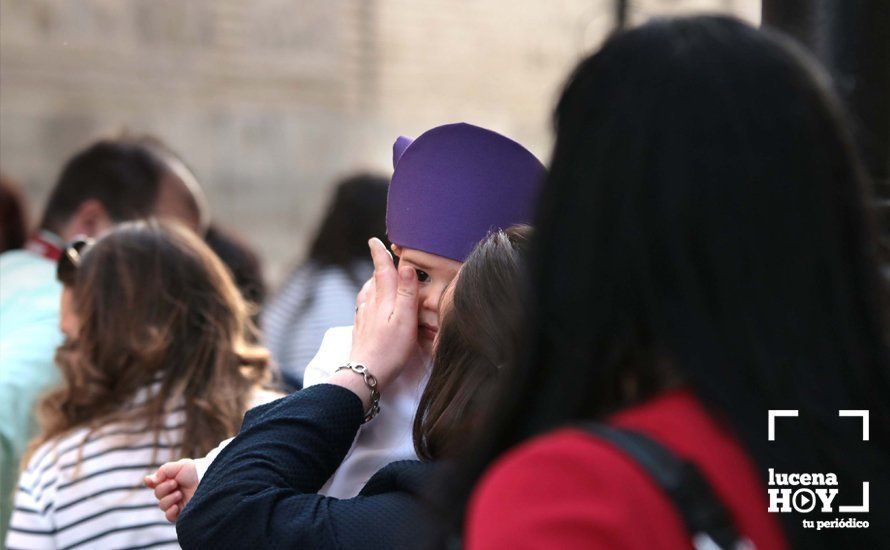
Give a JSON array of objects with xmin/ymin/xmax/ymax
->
[{"xmin": 0, "ymin": 0, "xmax": 758, "ymax": 285}]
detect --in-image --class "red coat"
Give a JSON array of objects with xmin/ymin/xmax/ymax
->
[{"xmin": 466, "ymin": 389, "xmax": 788, "ymax": 549}]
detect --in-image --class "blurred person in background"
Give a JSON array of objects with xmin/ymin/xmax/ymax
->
[
  {"xmin": 0, "ymin": 174, "xmax": 29, "ymax": 253},
  {"xmin": 206, "ymin": 223, "xmax": 268, "ymax": 323},
  {"xmin": 141, "ymin": 137, "xmax": 268, "ymax": 335},
  {"xmin": 6, "ymin": 220, "xmax": 279, "ymax": 550},
  {"xmin": 152, "ymin": 228, "xmax": 530, "ymax": 548},
  {"xmin": 262, "ymin": 173, "xmax": 388, "ymax": 390},
  {"xmin": 456, "ymin": 16, "xmax": 890, "ymax": 550},
  {"xmin": 135, "ymin": 134, "xmax": 211, "ymax": 237},
  {"xmin": 0, "ymin": 136, "xmax": 208, "ymax": 541},
  {"xmin": 143, "ymin": 136, "xmax": 266, "ymax": 325}
]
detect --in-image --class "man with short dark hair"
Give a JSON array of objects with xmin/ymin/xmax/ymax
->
[
  {"xmin": 0, "ymin": 136, "xmax": 208, "ymax": 539},
  {"xmin": 36, "ymin": 137, "xmax": 206, "ymax": 247}
]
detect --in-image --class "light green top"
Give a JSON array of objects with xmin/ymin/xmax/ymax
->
[{"xmin": 0, "ymin": 249, "xmax": 63, "ymax": 542}]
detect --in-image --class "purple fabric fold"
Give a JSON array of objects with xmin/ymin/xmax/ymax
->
[{"xmin": 386, "ymin": 122, "xmax": 544, "ymax": 262}]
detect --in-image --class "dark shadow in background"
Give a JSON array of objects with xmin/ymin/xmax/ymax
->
[{"xmin": 762, "ymin": 0, "xmax": 889, "ymax": 267}]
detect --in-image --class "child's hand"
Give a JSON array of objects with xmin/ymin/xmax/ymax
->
[{"xmin": 144, "ymin": 458, "xmax": 199, "ymax": 523}]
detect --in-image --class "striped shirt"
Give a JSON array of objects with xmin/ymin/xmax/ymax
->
[
  {"xmin": 262, "ymin": 260, "xmax": 371, "ymax": 388},
  {"xmin": 6, "ymin": 388, "xmax": 281, "ymax": 549}
]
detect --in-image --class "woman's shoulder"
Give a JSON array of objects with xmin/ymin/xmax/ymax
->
[
  {"xmin": 17, "ymin": 426, "xmax": 97, "ymax": 507},
  {"xmin": 467, "ymin": 427, "xmax": 683, "ymax": 548},
  {"xmin": 22, "ymin": 426, "xmax": 93, "ymax": 480},
  {"xmin": 22, "ymin": 413, "xmax": 184, "ymax": 487},
  {"xmin": 471, "ymin": 426, "xmax": 668, "ymax": 502},
  {"xmin": 467, "ymin": 391, "xmax": 787, "ymax": 550}
]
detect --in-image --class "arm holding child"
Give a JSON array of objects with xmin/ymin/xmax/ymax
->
[{"xmin": 149, "ymin": 238, "xmax": 424, "ymax": 548}]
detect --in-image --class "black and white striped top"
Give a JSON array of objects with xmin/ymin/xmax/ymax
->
[
  {"xmin": 262, "ymin": 260, "xmax": 371, "ymax": 387},
  {"xmin": 6, "ymin": 388, "xmax": 280, "ymax": 549},
  {"xmin": 7, "ymin": 408, "xmax": 183, "ymax": 549}
]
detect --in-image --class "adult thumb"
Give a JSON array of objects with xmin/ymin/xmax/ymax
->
[{"xmin": 393, "ymin": 266, "xmax": 418, "ymax": 323}]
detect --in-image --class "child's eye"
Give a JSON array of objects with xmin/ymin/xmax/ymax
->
[{"xmin": 415, "ymin": 269, "xmax": 430, "ymax": 282}]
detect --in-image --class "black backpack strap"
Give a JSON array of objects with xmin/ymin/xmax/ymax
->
[{"xmin": 583, "ymin": 424, "xmax": 752, "ymax": 550}]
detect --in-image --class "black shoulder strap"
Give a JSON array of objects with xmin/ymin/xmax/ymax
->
[{"xmin": 583, "ymin": 424, "xmax": 752, "ymax": 550}]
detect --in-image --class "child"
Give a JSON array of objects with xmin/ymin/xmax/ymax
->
[
  {"xmin": 304, "ymin": 122, "xmax": 545, "ymax": 497},
  {"xmin": 170, "ymin": 229, "xmax": 531, "ymax": 548},
  {"xmin": 147, "ymin": 122, "xmax": 544, "ymax": 514}
]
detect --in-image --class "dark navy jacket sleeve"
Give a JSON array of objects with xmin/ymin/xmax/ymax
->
[{"xmin": 175, "ymin": 384, "xmax": 429, "ymax": 550}]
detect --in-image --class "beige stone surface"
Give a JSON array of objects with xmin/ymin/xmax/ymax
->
[{"xmin": 0, "ymin": 0, "xmax": 758, "ymax": 285}]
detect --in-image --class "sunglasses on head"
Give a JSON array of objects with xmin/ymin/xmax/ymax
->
[{"xmin": 56, "ymin": 238, "xmax": 94, "ymax": 286}]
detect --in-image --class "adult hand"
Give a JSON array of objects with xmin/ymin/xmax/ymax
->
[
  {"xmin": 347, "ymin": 238, "xmax": 419, "ymax": 391},
  {"xmin": 144, "ymin": 459, "xmax": 199, "ymax": 523}
]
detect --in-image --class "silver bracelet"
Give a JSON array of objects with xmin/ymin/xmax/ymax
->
[{"xmin": 335, "ymin": 363, "xmax": 380, "ymax": 423}]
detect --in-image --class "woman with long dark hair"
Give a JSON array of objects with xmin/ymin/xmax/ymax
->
[{"xmin": 461, "ymin": 16, "xmax": 889, "ymax": 549}]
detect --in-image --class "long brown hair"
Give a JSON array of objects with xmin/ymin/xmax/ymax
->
[
  {"xmin": 413, "ymin": 226, "xmax": 531, "ymax": 461},
  {"xmin": 28, "ymin": 219, "xmax": 269, "ymax": 464}
]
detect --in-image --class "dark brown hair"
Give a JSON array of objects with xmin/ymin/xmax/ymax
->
[
  {"xmin": 28, "ymin": 219, "xmax": 269, "ymax": 464},
  {"xmin": 205, "ymin": 224, "xmax": 267, "ymax": 308},
  {"xmin": 307, "ymin": 173, "xmax": 390, "ymax": 271},
  {"xmin": 0, "ymin": 174, "xmax": 28, "ymax": 252},
  {"xmin": 446, "ymin": 17, "xmax": 890, "ymax": 548},
  {"xmin": 39, "ymin": 139, "xmax": 165, "ymax": 232},
  {"xmin": 413, "ymin": 225, "xmax": 531, "ymax": 461}
]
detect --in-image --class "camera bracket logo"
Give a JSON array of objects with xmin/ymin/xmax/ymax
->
[{"xmin": 766, "ymin": 410, "xmax": 870, "ymax": 530}]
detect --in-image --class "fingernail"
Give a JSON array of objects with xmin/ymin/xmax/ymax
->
[{"xmin": 400, "ymin": 266, "xmax": 412, "ymax": 280}]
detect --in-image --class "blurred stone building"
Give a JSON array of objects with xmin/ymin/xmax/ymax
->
[{"xmin": 0, "ymin": 0, "xmax": 757, "ymax": 285}]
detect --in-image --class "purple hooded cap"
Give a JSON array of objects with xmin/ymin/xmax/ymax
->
[{"xmin": 386, "ymin": 123, "xmax": 544, "ymax": 262}]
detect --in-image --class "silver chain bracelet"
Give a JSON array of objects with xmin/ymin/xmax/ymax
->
[{"xmin": 335, "ymin": 362, "xmax": 380, "ymax": 423}]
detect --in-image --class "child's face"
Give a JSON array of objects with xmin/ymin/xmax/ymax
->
[{"xmin": 391, "ymin": 245, "xmax": 462, "ymax": 356}]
